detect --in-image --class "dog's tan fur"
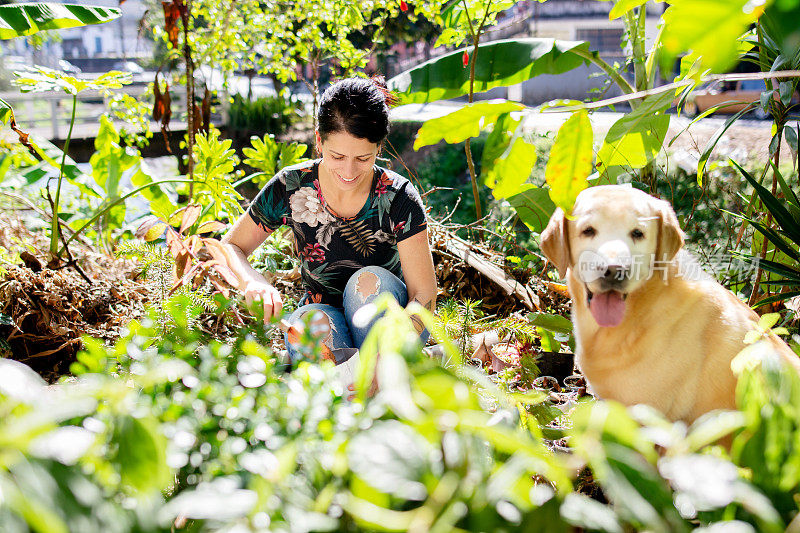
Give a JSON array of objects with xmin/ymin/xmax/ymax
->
[{"xmin": 541, "ymin": 185, "xmax": 800, "ymax": 423}]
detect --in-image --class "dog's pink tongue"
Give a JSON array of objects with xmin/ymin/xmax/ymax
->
[{"xmin": 589, "ymin": 291, "xmax": 626, "ymax": 327}]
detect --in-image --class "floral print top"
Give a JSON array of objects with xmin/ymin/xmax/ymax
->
[{"xmin": 247, "ymin": 159, "xmax": 427, "ymax": 307}]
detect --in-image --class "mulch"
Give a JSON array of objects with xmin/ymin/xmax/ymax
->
[{"xmin": 0, "ymin": 214, "xmax": 570, "ymax": 382}]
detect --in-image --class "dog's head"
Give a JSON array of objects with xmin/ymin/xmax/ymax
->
[{"xmin": 541, "ymin": 185, "xmax": 684, "ymax": 327}]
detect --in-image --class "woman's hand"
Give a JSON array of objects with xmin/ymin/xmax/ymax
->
[{"xmin": 242, "ymin": 279, "xmax": 283, "ymax": 321}]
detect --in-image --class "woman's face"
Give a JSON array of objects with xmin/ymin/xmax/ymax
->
[{"xmin": 317, "ymin": 130, "xmax": 379, "ymax": 192}]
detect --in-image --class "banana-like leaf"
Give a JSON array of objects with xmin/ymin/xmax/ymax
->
[
  {"xmin": 412, "ymin": 100, "xmax": 524, "ymax": 150},
  {"xmin": 546, "ymin": 110, "xmax": 593, "ymax": 214},
  {"xmin": 609, "ymin": 0, "xmax": 649, "ymax": 20},
  {"xmin": 485, "ymin": 133, "xmax": 537, "ymax": 199},
  {"xmin": 0, "ymin": 96, "xmax": 12, "ymax": 125},
  {"xmin": 0, "ymin": 3, "xmax": 120, "ymax": 39},
  {"xmin": 388, "ymin": 38, "xmax": 591, "ymax": 104},
  {"xmin": 596, "ymin": 90, "xmax": 673, "ymax": 175},
  {"xmin": 507, "ymin": 184, "xmax": 556, "ymax": 234},
  {"xmin": 660, "ymin": 0, "xmax": 763, "ymax": 74}
]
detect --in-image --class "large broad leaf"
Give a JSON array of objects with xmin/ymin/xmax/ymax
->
[
  {"xmin": 110, "ymin": 415, "xmax": 171, "ymax": 493},
  {"xmin": 412, "ymin": 100, "xmax": 524, "ymax": 150},
  {"xmin": 0, "ymin": 96, "xmax": 11, "ymax": 125},
  {"xmin": 760, "ymin": 1, "xmax": 800, "ymax": 68},
  {"xmin": 0, "ymin": 3, "xmax": 120, "ymax": 39},
  {"xmin": 609, "ymin": 0, "xmax": 649, "ymax": 20},
  {"xmin": 546, "ymin": 110, "xmax": 593, "ymax": 214},
  {"xmin": 660, "ymin": 0, "xmax": 764, "ymax": 74},
  {"xmin": 507, "ymin": 184, "xmax": 556, "ymax": 234},
  {"xmin": 596, "ymin": 91, "xmax": 673, "ymax": 175},
  {"xmin": 485, "ymin": 134, "xmax": 537, "ymax": 199},
  {"xmin": 388, "ymin": 38, "xmax": 591, "ymax": 104}
]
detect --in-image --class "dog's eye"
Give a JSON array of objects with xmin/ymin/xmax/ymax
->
[
  {"xmin": 581, "ymin": 227, "xmax": 596, "ymax": 238},
  {"xmin": 630, "ymin": 229, "xmax": 645, "ymax": 240}
]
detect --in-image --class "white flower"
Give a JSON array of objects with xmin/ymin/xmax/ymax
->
[{"xmin": 289, "ymin": 187, "xmax": 335, "ymax": 227}]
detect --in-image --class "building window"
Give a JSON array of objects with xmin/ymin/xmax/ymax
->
[
  {"xmin": 576, "ymin": 28, "xmax": 624, "ymax": 52},
  {"xmin": 95, "ymin": 36, "xmax": 103, "ymax": 55}
]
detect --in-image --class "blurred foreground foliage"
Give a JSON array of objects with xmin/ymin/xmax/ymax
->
[{"xmin": 1, "ymin": 295, "xmax": 800, "ymax": 532}]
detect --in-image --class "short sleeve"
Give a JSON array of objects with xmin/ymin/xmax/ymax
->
[
  {"xmin": 390, "ymin": 181, "xmax": 427, "ymax": 242},
  {"xmin": 247, "ymin": 171, "xmax": 291, "ymax": 232}
]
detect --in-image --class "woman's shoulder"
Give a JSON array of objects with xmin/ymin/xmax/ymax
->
[
  {"xmin": 374, "ymin": 164, "xmax": 419, "ymax": 196},
  {"xmin": 283, "ymin": 158, "xmax": 318, "ymax": 173},
  {"xmin": 265, "ymin": 159, "xmax": 318, "ymax": 191}
]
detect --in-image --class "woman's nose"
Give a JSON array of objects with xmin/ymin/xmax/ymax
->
[{"xmin": 343, "ymin": 159, "xmax": 357, "ymax": 178}]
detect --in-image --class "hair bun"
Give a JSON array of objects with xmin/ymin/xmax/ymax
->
[{"xmin": 370, "ymin": 75, "xmax": 399, "ymax": 108}]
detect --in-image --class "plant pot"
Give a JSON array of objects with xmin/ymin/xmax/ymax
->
[
  {"xmin": 563, "ymin": 373, "xmax": 589, "ymax": 397},
  {"xmin": 535, "ymin": 351, "xmax": 575, "ymax": 383},
  {"xmin": 533, "ymin": 375, "xmax": 561, "ymax": 393},
  {"xmin": 491, "ymin": 343, "xmax": 520, "ymax": 373}
]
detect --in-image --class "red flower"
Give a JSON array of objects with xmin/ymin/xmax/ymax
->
[
  {"xmin": 400, "ymin": 0, "xmax": 408, "ymax": 11},
  {"xmin": 375, "ymin": 172, "xmax": 393, "ymax": 196},
  {"xmin": 302, "ymin": 243, "xmax": 326, "ymax": 263},
  {"xmin": 462, "ymin": 50, "xmax": 469, "ymax": 67}
]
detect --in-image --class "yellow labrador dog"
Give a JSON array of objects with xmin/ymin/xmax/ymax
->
[{"xmin": 541, "ymin": 185, "xmax": 800, "ymax": 423}]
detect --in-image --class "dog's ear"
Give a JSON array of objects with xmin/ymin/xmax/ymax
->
[
  {"xmin": 541, "ymin": 208, "xmax": 570, "ymax": 278},
  {"xmin": 656, "ymin": 199, "xmax": 684, "ymax": 263}
]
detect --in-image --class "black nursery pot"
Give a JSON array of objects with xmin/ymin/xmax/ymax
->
[{"xmin": 535, "ymin": 351, "xmax": 575, "ymax": 383}]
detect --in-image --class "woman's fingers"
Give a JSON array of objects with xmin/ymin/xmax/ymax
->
[
  {"xmin": 244, "ymin": 283, "xmax": 283, "ymax": 321},
  {"xmin": 262, "ymin": 287, "xmax": 283, "ymax": 321}
]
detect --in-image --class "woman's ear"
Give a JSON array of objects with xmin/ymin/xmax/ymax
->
[{"xmin": 315, "ymin": 131, "xmax": 322, "ymax": 153}]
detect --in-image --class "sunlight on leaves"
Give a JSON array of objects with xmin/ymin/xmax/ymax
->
[{"xmin": 546, "ymin": 110, "xmax": 593, "ymax": 214}]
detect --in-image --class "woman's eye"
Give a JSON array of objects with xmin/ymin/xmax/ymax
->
[
  {"xmin": 581, "ymin": 227, "xmax": 596, "ymax": 237},
  {"xmin": 631, "ymin": 229, "xmax": 644, "ymax": 240},
  {"xmin": 331, "ymin": 155, "xmax": 344, "ymax": 160}
]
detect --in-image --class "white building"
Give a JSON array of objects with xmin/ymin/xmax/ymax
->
[{"xmin": 1, "ymin": 0, "xmax": 153, "ymax": 71}]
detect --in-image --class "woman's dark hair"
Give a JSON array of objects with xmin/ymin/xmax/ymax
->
[{"xmin": 317, "ymin": 76, "xmax": 397, "ymax": 144}]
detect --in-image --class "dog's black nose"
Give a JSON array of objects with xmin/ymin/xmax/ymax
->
[{"xmin": 603, "ymin": 265, "xmax": 628, "ymax": 281}]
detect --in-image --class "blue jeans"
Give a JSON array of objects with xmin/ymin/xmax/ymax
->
[{"xmin": 285, "ymin": 266, "xmax": 417, "ymax": 362}]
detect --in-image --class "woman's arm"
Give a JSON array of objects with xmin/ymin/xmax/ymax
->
[
  {"xmin": 221, "ymin": 213, "xmax": 284, "ymax": 319},
  {"xmin": 397, "ymin": 228, "xmax": 438, "ymax": 334}
]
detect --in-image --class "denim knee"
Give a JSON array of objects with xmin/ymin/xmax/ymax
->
[
  {"xmin": 284, "ymin": 304, "xmax": 352, "ymax": 362},
  {"xmin": 343, "ymin": 267, "xmax": 410, "ymax": 348}
]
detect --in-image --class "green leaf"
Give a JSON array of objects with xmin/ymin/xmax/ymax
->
[
  {"xmin": 485, "ymin": 133, "xmax": 537, "ymax": 199},
  {"xmin": 0, "ymin": 96, "xmax": 12, "ymax": 125},
  {"xmin": 596, "ymin": 91, "xmax": 673, "ymax": 174},
  {"xmin": 546, "ymin": 110, "xmax": 593, "ymax": 214},
  {"xmin": 661, "ymin": 0, "xmax": 763, "ymax": 74},
  {"xmin": 731, "ymin": 159, "xmax": 800, "ymax": 246},
  {"xmin": 696, "ymin": 103, "xmax": 756, "ymax": 184},
  {"xmin": 347, "ymin": 420, "xmax": 431, "ymax": 500},
  {"xmin": 529, "ymin": 312, "xmax": 573, "ymax": 335},
  {"xmin": 785, "ymin": 124, "xmax": 798, "ymax": 155},
  {"xmin": 0, "ymin": 3, "xmax": 120, "ymax": 39},
  {"xmin": 480, "ymin": 111, "xmax": 521, "ymax": 181},
  {"xmin": 389, "ymin": 38, "xmax": 591, "ymax": 104},
  {"xmin": 609, "ymin": 0, "xmax": 648, "ymax": 20},
  {"xmin": 13, "ymin": 66, "xmax": 131, "ymax": 96},
  {"xmin": 413, "ymin": 100, "xmax": 524, "ymax": 150},
  {"xmin": 507, "ymin": 184, "xmax": 557, "ymax": 234},
  {"xmin": 110, "ymin": 415, "xmax": 171, "ymax": 493}
]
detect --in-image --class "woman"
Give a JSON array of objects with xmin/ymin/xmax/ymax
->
[{"xmin": 221, "ymin": 77, "xmax": 437, "ymax": 362}]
